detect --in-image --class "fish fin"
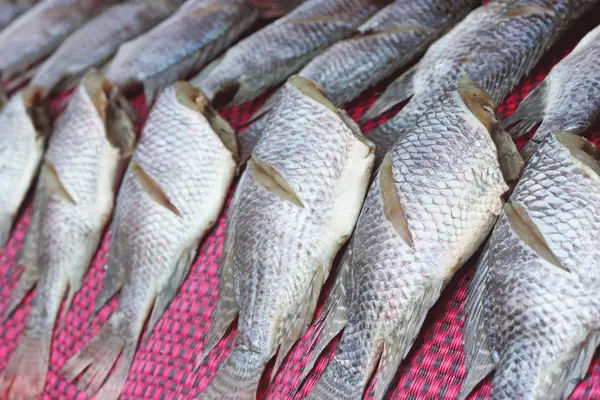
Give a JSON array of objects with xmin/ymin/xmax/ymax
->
[
  {"xmin": 458, "ymin": 76, "xmax": 524, "ymax": 182},
  {"xmin": 505, "ymin": 200, "xmax": 569, "ymax": 272},
  {"xmin": 3, "ymin": 263, "xmax": 39, "ymax": 321},
  {"xmin": 300, "ymin": 248, "xmax": 352, "ymax": 383},
  {"xmin": 199, "ymin": 233, "xmax": 239, "ymax": 367},
  {"xmin": 42, "ymin": 160, "xmax": 76, "ymax": 204},
  {"xmin": 361, "ymin": 64, "xmax": 417, "ymax": 122},
  {"xmin": 62, "ymin": 306, "xmax": 149, "ymax": 399},
  {"xmin": 502, "ymin": 5, "xmax": 556, "ymax": 18},
  {"xmin": 132, "ymin": 161, "xmax": 182, "ymax": 217},
  {"xmin": 0, "ymin": 323, "xmax": 53, "ymax": 399},
  {"xmin": 239, "ymin": 118, "xmax": 267, "ymax": 168},
  {"xmin": 272, "ymin": 262, "xmax": 328, "ymax": 380},
  {"xmin": 191, "ymin": 53, "xmax": 225, "ymax": 89},
  {"xmin": 370, "ymin": 335, "xmax": 406, "ymax": 400},
  {"xmin": 106, "ymin": 86, "xmax": 138, "ymax": 157},
  {"xmin": 249, "ymin": 0, "xmax": 302, "ymax": 18},
  {"xmin": 144, "ymin": 241, "xmax": 199, "ymax": 344},
  {"xmin": 503, "ymin": 81, "xmax": 548, "ymax": 138},
  {"xmin": 380, "ymin": 153, "xmax": 413, "ymax": 247},
  {"xmin": 91, "ymin": 225, "xmax": 125, "ymax": 321},
  {"xmin": 199, "ymin": 347, "xmax": 264, "ymax": 400},
  {"xmin": 248, "ymin": 157, "xmax": 304, "ymax": 208},
  {"xmin": 459, "ymin": 244, "xmax": 496, "ymax": 400}
]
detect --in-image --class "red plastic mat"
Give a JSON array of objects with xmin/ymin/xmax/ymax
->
[{"xmin": 1, "ymin": 6, "xmax": 600, "ymax": 400}]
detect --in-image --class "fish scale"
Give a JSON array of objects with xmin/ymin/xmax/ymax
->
[
  {"xmin": 363, "ymin": 0, "xmax": 600, "ymax": 163},
  {"xmin": 199, "ymin": 76, "xmax": 374, "ymax": 400},
  {"xmin": 194, "ymin": 0, "xmax": 388, "ymax": 107},
  {"xmin": 304, "ymin": 79, "xmax": 517, "ymax": 400},
  {"xmin": 461, "ymin": 131, "xmax": 600, "ymax": 400},
  {"xmin": 61, "ymin": 82, "xmax": 238, "ymax": 400}
]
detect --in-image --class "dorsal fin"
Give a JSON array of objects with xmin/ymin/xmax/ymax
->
[
  {"xmin": 132, "ymin": 162, "xmax": 182, "ymax": 217},
  {"xmin": 380, "ymin": 153, "xmax": 413, "ymax": 247},
  {"xmin": 505, "ymin": 200, "xmax": 569, "ymax": 272},
  {"xmin": 43, "ymin": 161, "xmax": 76, "ymax": 204},
  {"xmin": 249, "ymin": 157, "xmax": 304, "ymax": 208}
]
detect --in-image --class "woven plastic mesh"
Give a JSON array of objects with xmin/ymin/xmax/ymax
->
[{"xmin": 1, "ymin": 5, "xmax": 600, "ymax": 400}]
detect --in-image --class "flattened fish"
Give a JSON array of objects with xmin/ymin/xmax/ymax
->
[
  {"xmin": 193, "ymin": 0, "xmax": 389, "ymax": 107},
  {"xmin": 461, "ymin": 131, "xmax": 600, "ymax": 400},
  {"xmin": 0, "ymin": 0, "xmax": 112, "ymax": 82},
  {"xmin": 505, "ymin": 23, "xmax": 600, "ymax": 158},
  {"xmin": 0, "ymin": 70, "xmax": 136, "ymax": 400},
  {"xmin": 105, "ymin": 0, "xmax": 257, "ymax": 103},
  {"xmin": 303, "ymin": 78, "xmax": 522, "ymax": 400},
  {"xmin": 235, "ymin": 0, "xmax": 477, "ymax": 166},
  {"xmin": 199, "ymin": 76, "xmax": 375, "ymax": 400},
  {"xmin": 61, "ymin": 82, "xmax": 238, "ymax": 400},
  {"xmin": 362, "ymin": 0, "xmax": 599, "ymax": 162},
  {"xmin": 29, "ymin": 0, "xmax": 179, "ymax": 95},
  {"xmin": 0, "ymin": 87, "xmax": 48, "ymax": 249},
  {"xmin": 0, "ymin": 0, "xmax": 38, "ymax": 31}
]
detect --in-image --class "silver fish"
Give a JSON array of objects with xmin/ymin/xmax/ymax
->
[
  {"xmin": 0, "ymin": 0, "xmax": 112, "ymax": 82},
  {"xmin": 105, "ymin": 0, "xmax": 258, "ymax": 103},
  {"xmin": 362, "ymin": 0, "xmax": 600, "ymax": 162},
  {"xmin": 303, "ymin": 78, "xmax": 521, "ymax": 400},
  {"xmin": 235, "ymin": 0, "xmax": 477, "ymax": 167},
  {"xmin": 193, "ymin": 0, "xmax": 389, "ymax": 107},
  {"xmin": 0, "ymin": 0, "xmax": 38, "ymax": 31},
  {"xmin": 0, "ymin": 87, "xmax": 48, "ymax": 249},
  {"xmin": 199, "ymin": 76, "xmax": 375, "ymax": 400},
  {"xmin": 461, "ymin": 131, "xmax": 600, "ymax": 400},
  {"xmin": 61, "ymin": 82, "xmax": 238, "ymax": 400},
  {"xmin": 0, "ymin": 70, "xmax": 136, "ymax": 400},
  {"xmin": 505, "ymin": 23, "xmax": 600, "ymax": 159},
  {"xmin": 29, "ymin": 0, "xmax": 179, "ymax": 95},
  {"xmin": 299, "ymin": 0, "xmax": 477, "ymax": 106}
]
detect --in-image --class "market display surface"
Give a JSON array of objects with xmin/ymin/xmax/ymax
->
[{"xmin": 0, "ymin": 1, "xmax": 599, "ymax": 399}]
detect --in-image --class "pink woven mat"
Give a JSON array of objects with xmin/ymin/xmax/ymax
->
[{"xmin": 1, "ymin": 6, "xmax": 600, "ymax": 400}]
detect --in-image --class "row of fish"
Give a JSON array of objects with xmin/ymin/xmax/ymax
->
[{"xmin": 0, "ymin": 0, "xmax": 598, "ymax": 399}]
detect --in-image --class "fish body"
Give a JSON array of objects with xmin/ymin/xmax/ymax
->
[
  {"xmin": 0, "ymin": 0, "xmax": 110, "ymax": 82},
  {"xmin": 200, "ymin": 76, "xmax": 374, "ymax": 399},
  {"xmin": 0, "ymin": 70, "xmax": 136, "ymax": 400},
  {"xmin": 461, "ymin": 131, "xmax": 600, "ymax": 400},
  {"xmin": 364, "ymin": 0, "xmax": 599, "ymax": 161},
  {"xmin": 305, "ymin": 79, "xmax": 517, "ymax": 400},
  {"xmin": 61, "ymin": 82, "xmax": 238, "ymax": 400},
  {"xmin": 0, "ymin": 0, "xmax": 38, "ymax": 31},
  {"xmin": 105, "ymin": 0, "xmax": 257, "ymax": 102},
  {"xmin": 299, "ymin": 0, "xmax": 477, "ymax": 106},
  {"xmin": 505, "ymin": 23, "xmax": 600, "ymax": 158},
  {"xmin": 0, "ymin": 88, "xmax": 47, "ymax": 249},
  {"xmin": 29, "ymin": 0, "xmax": 179, "ymax": 95},
  {"xmin": 194, "ymin": 0, "xmax": 387, "ymax": 107}
]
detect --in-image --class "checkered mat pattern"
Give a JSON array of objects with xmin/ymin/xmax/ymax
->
[{"xmin": 1, "ymin": 6, "xmax": 600, "ymax": 400}]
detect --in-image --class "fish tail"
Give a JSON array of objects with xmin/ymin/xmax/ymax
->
[
  {"xmin": 306, "ymin": 360, "xmax": 363, "ymax": 400},
  {"xmin": 0, "ymin": 323, "xmax": 53, "ymax": 399},
  {"xmin": 200, "ymin": 346, "xmax": 265, "ymax": 400},
  {"xmin": 3, "ymin": 265, "xmax": 39, "ymax": 321},
  {"xmin": 61, "ymin": 311, "xmax": 136, "ymax": 400},
  {"xmin": 361, "ymin": 64, "xmax": 417, "ymax": 122}
]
